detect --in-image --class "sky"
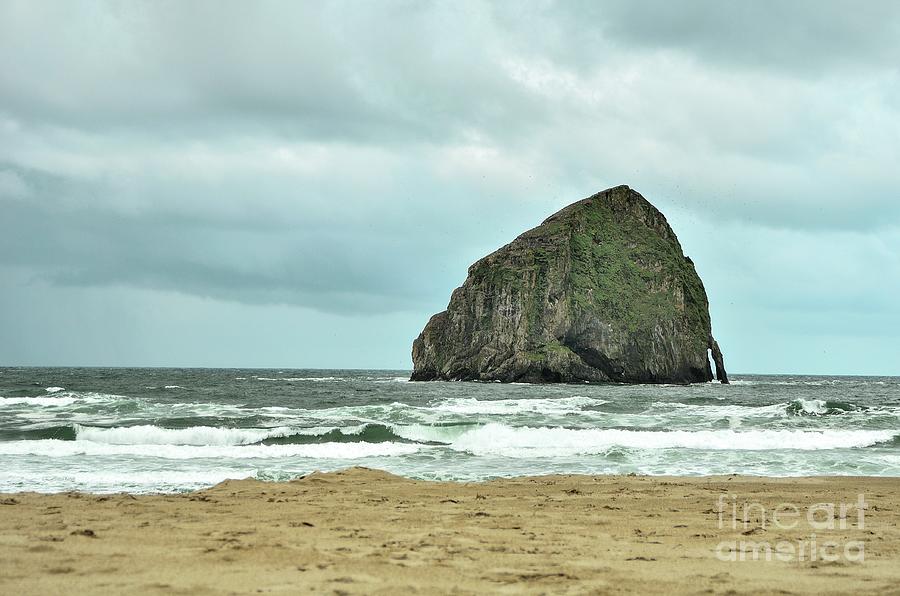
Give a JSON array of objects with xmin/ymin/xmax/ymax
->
[{"xmin": 1, "ymin": 1, "xmax": 899, "ymax": 374}]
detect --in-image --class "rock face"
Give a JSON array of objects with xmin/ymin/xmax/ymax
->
[{"xmin": 411, "ymin": 185, "xmax": 729, "ymax": 384}]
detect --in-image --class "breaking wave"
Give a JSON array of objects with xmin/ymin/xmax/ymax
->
[
  {"xmin": 443, "ymin": 424, "xmax": 899, "ymax": 457},
  {"xmin": 73, "ymin": 424, "xmax": 296, "ymax": 446},
  {"xmin": 2, "ymin": 369, "xmax": 899, "ymax": 492},
  {"xmin": 255, "ymin": 376, "xmax": 344, "ymax": 382},
  {"xmin": 430, "ymin": 396, "xmax": 605, "ymax": 415},
  {"xmin": 785, "ymin": 399, "xmax": 862, "ymax": 416},
  {"xmin": 0, "ymin": 438, "xmax": 421, "ymax": 459},
  {"xmin": 0, "ymin": 396, "xmax": 81, "ymax": 407}
]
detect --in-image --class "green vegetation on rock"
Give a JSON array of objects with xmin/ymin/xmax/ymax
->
[{"xmin": 411, "ymin": 185, "xmax": 728, "ymax": 384}]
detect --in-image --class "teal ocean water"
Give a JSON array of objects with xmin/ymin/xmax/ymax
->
[{"xmin": 1, "ymin": 368, "xmax": 898, "ymax": 493}]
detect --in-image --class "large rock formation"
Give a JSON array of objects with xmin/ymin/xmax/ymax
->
[{"xmin": 411, "ymin": 185, "xmax": 729, "ymax": 384}]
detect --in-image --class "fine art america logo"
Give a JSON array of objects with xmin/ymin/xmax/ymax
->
[{"xmin": 714, "ymin": 494, "xmax": 867, "ymax": 563}]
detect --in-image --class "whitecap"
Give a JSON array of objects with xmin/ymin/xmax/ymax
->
[
  {"xmin": 0, "ymin": 439, "xmax": 422, "ymax": 460},
  {"xmin": 74, "ymin": 424, "xmax": 295, "ymax": 446},
  {"xmin": 0, "ymin": 468, "xmax": 260, "ymax": 494},
  {"xmin": 431, "ymin": 396, "xmax": 605, "ymax": 416},
  {"xmin": 791, "ymin": 398, "xmax": 829, "ymax": 416},
  {"xmin": 0, "ymin": 396, "xmax": 79, "ymax": 407},
  {"xmin": 255, "ymin": 376, "xmax": 344, "ymax": 382},
  {"xmin": 369, "ymin": 377, "xmax": 410, "ymax": 383},
  {"xmin": 391, "ymin": 423, "xmax": 475, "ymax": 443},
  {"xmin": 446, "ymin": 423, "xmax": 898, "ymax": 458}
]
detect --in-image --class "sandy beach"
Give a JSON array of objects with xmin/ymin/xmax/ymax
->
[{"xmin": 0, "ymin": 468, "xmax": 898, "ymax": 594}]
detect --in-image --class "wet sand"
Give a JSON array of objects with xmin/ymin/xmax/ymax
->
[{"xmin": 1, "ymin": 468, "xmax": 899, "ymax": 594}]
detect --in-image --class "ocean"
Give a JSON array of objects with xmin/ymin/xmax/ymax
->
[{"xmin": 1, "ymin": 367, "xmax": 898, "ymax": 493}]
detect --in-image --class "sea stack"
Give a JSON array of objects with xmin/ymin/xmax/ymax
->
[{"xmin": 411, "ymin": 185, "xmax": 729, "ymax": 384}]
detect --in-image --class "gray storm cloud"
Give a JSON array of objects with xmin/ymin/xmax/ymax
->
[{"xmin": 1, "ymin": 1, "xmax": 898, "ymax": 372}]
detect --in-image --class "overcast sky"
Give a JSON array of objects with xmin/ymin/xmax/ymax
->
[{"xmin": 2, "ymin": 1, "xmax": 899, "ymax": 374}]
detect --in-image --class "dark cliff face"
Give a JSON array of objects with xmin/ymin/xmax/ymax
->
[{"xmin": 411, "ymin": 185, "xmax": 728, "ymax": 384}]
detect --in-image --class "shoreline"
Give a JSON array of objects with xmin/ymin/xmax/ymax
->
[
  {"xmin": 2, "ymin": 469, "xmax": 899, "ymax": 594},
  {"xmin": 6, "ymin": 469, "xmax": 900, "ymax": 496}
]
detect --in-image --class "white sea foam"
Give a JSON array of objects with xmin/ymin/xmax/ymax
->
[
  {"xmin": 0, "ymin": 392, "xmax": 130, "ymax": 409},
  {"xmin": 45, "ymin": 386, "xmax": 65, "ymax": 393},
  {"xmin": 0, "ymin": 396, "xmax": 80, "ymax": 407},
  {"xmin": 792, "ymin": 398, "xmax": 829, "ymax": 415},
  {"xmin": 431, "ymin": 396, "xmax": 605, "ymax": 416},
  {"xmin": 391, "ymin": 423, "xmax": 474, "ymax": 443},
  {"xmin": 445, "ymin": 423, "xmax": 898, "ymax": 457},
  {"xmin": 255, "ymin": 376, "xmax": 344, "ymax": 382},
  {"xmin": 0, "ymin": 468, "xmax": 259, "ymax": 494},
  {"xmin": 0, "ymin": 439, "xmax": 421, "ymax": 459},
  {"xmin": 648, "ymin": 401, "xmax": 788, "ymax": 417},
  {"xmin": 648, "ymin": 399, "xmax": 881, "ymax": 419},
  {"xmin": 245, "ymin": 397, "xmax": 606, "ymax": 426},
  {"xmin": 252, "ymin": 402, "xmax": 430, "ymax": 426},
  {"xmin": 302, "ymin": 424, "xmax": 370, "ymax": 436},
  {"xmin": 164, "ymin": 385, "xmax": 184, "ymax": 390},
  {"xmin": 70, "ymin": 423, "xmax": 388, "ymax": 446},
  {"xmin": 74, "ymin": 424, "xmax": 295, "ymax": 446},
  {"xmin": 728, "ymin": 379, "xmax": 893, "ymax": 387}
]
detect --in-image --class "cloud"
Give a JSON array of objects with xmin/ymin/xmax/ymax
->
[
  {"xmin": 0, "ymin": 168, "xmax": 30, "ymax": 200},
  {"xmin": 543, "ymin": 0, "xmax": 900, "ymax": 76},
  {"xmin": 0, "ymin": 1, "xmax": 898, "ymax": 371}
]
